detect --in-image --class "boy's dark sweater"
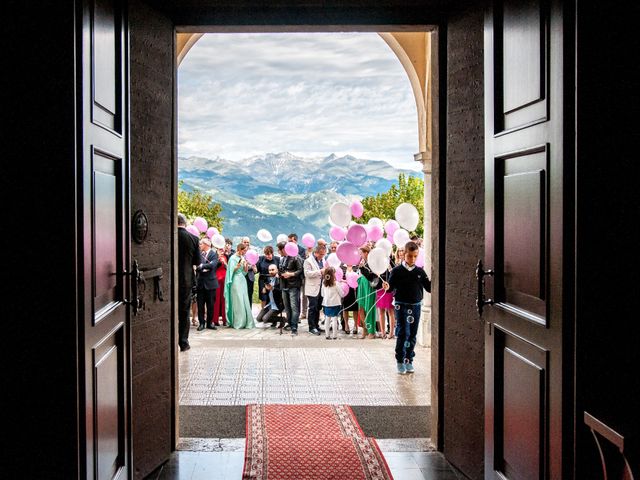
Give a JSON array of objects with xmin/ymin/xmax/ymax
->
[{"xmin": 387, "ymin": 263, "xmax": 431, "ymax": 303}]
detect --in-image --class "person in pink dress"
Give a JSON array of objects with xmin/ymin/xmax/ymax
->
[
  {"xmin": 376, "ymin": 259, "xmax": 396, "ymax": 339},
  {"xmin": 212, "ymin": 247, "xmax": 228, "ymax": 326}
]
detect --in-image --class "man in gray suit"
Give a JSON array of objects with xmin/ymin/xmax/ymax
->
[{"xmin": 303, "ymin": 244, "xmax": 327, "ymax": 335}]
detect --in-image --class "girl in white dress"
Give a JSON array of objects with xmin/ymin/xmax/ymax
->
[{"xmin": 321, "ymin": 267, "xmax": 347, "ymax": 339}]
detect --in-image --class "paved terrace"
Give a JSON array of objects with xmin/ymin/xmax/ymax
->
[{"xmin": 179, "ymin": 312, "xmax": 431, "ymax": 407}]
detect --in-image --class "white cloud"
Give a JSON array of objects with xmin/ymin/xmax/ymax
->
[{"xmin": 178, "ymin": 32, "xmax": 420, "ymax": 170}]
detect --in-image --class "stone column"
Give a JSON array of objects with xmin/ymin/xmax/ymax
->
[{"xmin": 415, "ymin": 151, "xmax": 432, "ymax": 347}]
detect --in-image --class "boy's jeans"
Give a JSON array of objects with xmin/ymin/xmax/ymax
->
[{"xmin": 394, "ymin": 302, "xmax": 422, "ymax": 363}]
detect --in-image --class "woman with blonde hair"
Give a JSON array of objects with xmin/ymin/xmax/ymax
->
[{"xmin": 394, "ymin": 246, "xmax": 405, "ymax": 267}]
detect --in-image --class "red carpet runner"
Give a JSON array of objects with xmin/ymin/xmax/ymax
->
[{"xmin": 243, "ymin": 404, "xmax": 393, "ymax": 480}]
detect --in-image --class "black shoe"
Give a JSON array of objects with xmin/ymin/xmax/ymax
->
[
  {"xmin": 291, "ymin": 331, "xmax": 298, "ymax": 336},
  {"xmin": 180, "ymin": 344, "xmax": 191, "ymax": 352},
  {"xmin": 197, "ymin": 325, "xmax": 205, "ymax": 331},
  {"xmin": 206, "ymin": 325, "xmax": 217, "ymax": 330},
  {"xmin": 310, "ymin": 329, "xmax": 320, "ymax": 335}
]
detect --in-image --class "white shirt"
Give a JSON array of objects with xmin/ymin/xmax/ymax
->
[
  {"xmin": 402, "ymin": 261, "xmax": 416, "ymax": 271},
  {"xmin": 321, "ymin": 283, "xmax": 345, "ymax": 307}
]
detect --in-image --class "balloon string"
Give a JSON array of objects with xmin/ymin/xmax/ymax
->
[
  {"xmin": 337, "ymin": 288, "xmax": 377, "ymax": 315},
  {"xmin": 360, "ymin": 273, "xmax": 389, "ymax": 332},
  {"xmin": 335, "ymin": 285, "xmax": 388, "ymax": 334}
]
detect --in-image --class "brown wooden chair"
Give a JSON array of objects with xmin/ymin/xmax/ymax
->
[{"xmin": 585, "ymin": 412, "xmax": 635, "ymax": 480}]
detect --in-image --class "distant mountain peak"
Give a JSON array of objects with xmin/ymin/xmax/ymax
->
[{"xmin": 178, "ymin": 152, "xmax": 422, "ymax": 244}]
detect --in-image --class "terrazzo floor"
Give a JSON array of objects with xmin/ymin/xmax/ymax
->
[
  {"xmin": 179, "ymin": 309, "xmax": 430, "ymax": 407},
  {"xmin": 162, "ymin": 309, "xmax": 464, "ymax": 479}
]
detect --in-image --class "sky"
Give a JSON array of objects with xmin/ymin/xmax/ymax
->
[{"xmin": 178, "ymin": 32, "xmax": 420, "ymax": 171}]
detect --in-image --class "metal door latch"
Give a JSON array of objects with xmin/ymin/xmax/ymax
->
[
  {"xmin": 476, "ymin": 259, "xmax": 494, "ymax": 317},
  {"xmin": 140, "ymin": 267, "xmax": 164, "ymax": 302}
]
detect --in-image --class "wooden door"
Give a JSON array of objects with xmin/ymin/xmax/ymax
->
[
  {"xmin": 484, "ymin": 0, "xmax": 572, "ymax": 478},
  {"xmin": 78, "ymin": 0, "xmax": 131, "ymax": 478}
]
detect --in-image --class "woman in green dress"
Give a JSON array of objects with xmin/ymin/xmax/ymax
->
[
  {"xmin": 224, "ymin": 243, "xmax": 255, "ymax": 329},
  {"xmin": 357, "ymin": 244, "xmax": 378, "ymax": 339}
]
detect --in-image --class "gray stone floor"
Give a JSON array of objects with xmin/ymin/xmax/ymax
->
[
  {"xmin": 179, "ymin": 312, "xmax": 430, "ymax": 406},
  {"xmin": 165, "ymin": 310, "xmax": 466, "ymax": 479},
  {"xmin": 151, "ymin": 439, "xmax": 465, "ymax": 480}
]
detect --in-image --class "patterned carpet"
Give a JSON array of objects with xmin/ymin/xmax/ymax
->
[{"xmin": 243, "ymin": 404, "xmax": 393, "ymax": 479}]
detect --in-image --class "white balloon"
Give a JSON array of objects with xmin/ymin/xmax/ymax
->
[
  {"xmin": 329, "ymin": 202, "xmax": 352, "ymax": 227},
  {"xmin": 393, "ymin": 228, "xmax": 411, "ymax": 247},
  {"xmin": 257, "ymin": 229, "xmax": 272, "ymax": 242},
  {"xmin": 395, "ymin": 202, "xmax": 420, "ymax": 231},
  {"xmin": 368, "ymin": 247, "xmax": 390, "ymax": 275},
  {"xmin": 326, "ymin": 253, "xmax": 342, "ymax": 269},
  {"xmin": 211, "ymin": 233, "xmax": 225, "ymax": 249},
  {"xmin": 276, "ymin": 233, "xmax": 288, "ymax": 244},
  {"xmin": 367, "ymin": 217, "xmax": 383, "ymax": 227},
  {"xmin": 375, "ymin": 238, "xmax": 393, "ymax": 256}
]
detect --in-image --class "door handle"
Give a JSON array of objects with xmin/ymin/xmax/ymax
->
[
  {"xmin": 476, "ymin": 259, "xmax": 494, "ymax": 317},
  {"xmin": 122, "ymin": 259, "xmax": 142, "ymax": 315}
]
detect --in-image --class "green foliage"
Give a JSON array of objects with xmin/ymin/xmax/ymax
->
[
  {"xmin": 358, "ymin": 174, "xmax": 424, "ymax": 237},
  {"xmin": 177, "ymin": 181, "xmax": 224, "ymax": 231}
]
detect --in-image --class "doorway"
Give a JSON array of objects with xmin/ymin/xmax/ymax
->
[{"xmin": 172, "ymin": 29, "xmax": 436, "ymax": 477}]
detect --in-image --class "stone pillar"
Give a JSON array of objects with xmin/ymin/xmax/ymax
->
[{"xmin": 415, "ymin": 151, "xmax": 432, "ymax": 347}]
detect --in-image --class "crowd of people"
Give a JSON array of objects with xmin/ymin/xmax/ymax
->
[{"xmin": 177, "ymin": 213, "xmax": 431, "ymax": 374}]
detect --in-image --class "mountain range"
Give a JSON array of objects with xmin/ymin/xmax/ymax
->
[{"xmin": 178, "ymin": 152, "xmax": 421, "ymax": 244}]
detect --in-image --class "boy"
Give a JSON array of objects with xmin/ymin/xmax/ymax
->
[{"xmin": 383, "ymin": 241, "xmax": 431, "ymax": 374}]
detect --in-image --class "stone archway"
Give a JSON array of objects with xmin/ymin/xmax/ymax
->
[{"xmin": 175, "ymin": 30, "xmax": 437, "ymax": 348}]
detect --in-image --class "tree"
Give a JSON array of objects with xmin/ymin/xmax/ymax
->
[
  {"xmin": 177, "ymin": 181, "xmax": 224, "ymax": 231},
  {"xmin": 358, "ymin": 174, "xmax": 424, "ymax": 237}
]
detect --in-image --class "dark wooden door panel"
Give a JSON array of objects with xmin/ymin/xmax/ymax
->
[
  {"xmin": 93, "ymin": 150, "xmax": 124, "ymax": 318},
  {"xmin": 494, "ymin": 0, "xmax": 548, "ymax": 132},
  {"xmin": 485, "ymin": 0, "xmax": 570, "ymax": 478},
  {"xmin": 92, "ymin": 0, "xmax": 122, "ymax": 131},
  {"xmin": 496, "ymin": 147, "xmax": 548, "ymax": 321},
  {"xmin": 93, "ymin": 327, "xmax": 127, "ymax": 480},
  {"xmin": 80, "ymin": 0, "xmax": 131, "ymax": 478},
  {"xmin": 493, "ymin": 327, "xmax": 548, "ymax": 480}
]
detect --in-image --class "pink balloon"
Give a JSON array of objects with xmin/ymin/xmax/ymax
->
[
  {"xmin": 206, "ymin": 227, "xmax": 219, "ymax": 238},
  {"xmin": 329, "ymin": 226, "xmax": 346, "ymax": 241},
  {"xmin": 284, "ymin": 241, "xmax": 299, "ymax": 257},
  {"xmin": 245, "ymin": 249, "xmax": 259, "ymax": 265},
  {"xmin": 384, "ymin": 219, "xmax": 399, "ymax": 237},
  {"xmin": 340, "ymin": 282, "xmax": 350, "ymax": 297},
  {"xmin": 334, "ymin": 267, "xmax": 344, "ymax": 281},
  {"xmin": 336, "ymin": 241, "xmax": 361, "ymax": 266},
  {"xmin": 346, "ymin": 271, "xmax": 359, "ymax": 289},
  {"xmin": 193, "ymin": 217, "xmax": 208, "ymax": 232},
  {"xmin": 350, "ymin": 200, "xmax": 364, "ymax": 218},
  {"xmin": 416, "ymin": 248, "xmax": 425, "ymax": 268},
  {"xmin": 302, "ymin": 233, "xmax": 316, "ymax": 248},
  {"xmin": 346, "ymin": 224, "xmax": 367, "ymax": 247},
  {"xmin": 367, "ymin": 225, "xmax": 384, "ymax": 242},
  {"xmin": 186, "ymin": 225, "xmax": 200, "ymax": 237}
]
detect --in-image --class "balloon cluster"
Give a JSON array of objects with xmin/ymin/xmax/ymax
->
[
  {"xmin": 237, "ymin": 197, "xmax": 425, "ymax": 284},
  {"xmin": 185, "ymin": 217, "xmax": 226, "ymax": 249},
  {"xmin": 325, "ymin": 200, "xmax": 424, "ymax": 275}
]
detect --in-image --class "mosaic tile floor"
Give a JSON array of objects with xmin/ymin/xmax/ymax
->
[{"xmin": 179, "ymin": 312, "xmax": 430, "ymax": 407}]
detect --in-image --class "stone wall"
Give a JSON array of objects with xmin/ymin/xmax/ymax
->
[
  {"xmin": 129, "ymin": 1, "xmax": 175, "ymax": 477},
  {"xmin": 442, "ymin": 4, "xmax": 485, "ymax": 478}
]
